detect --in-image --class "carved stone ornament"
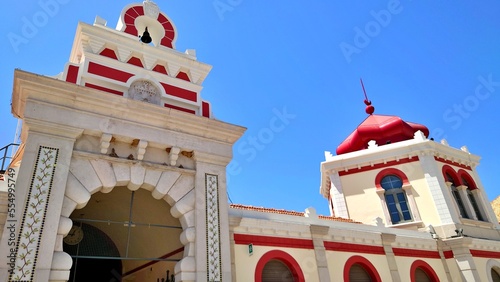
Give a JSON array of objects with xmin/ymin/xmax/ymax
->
[
  {"xmin": 143, "ymin": 0, "xmax": 160, "ymax": 19},
  {"xmin": 127, "ymin": 80, "xmax": 161, "ymax": 105}
]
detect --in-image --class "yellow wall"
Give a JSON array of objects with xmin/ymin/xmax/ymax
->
[{"xmin": 232, "ymin": 244, "xmax": 319, "ymax": 281}]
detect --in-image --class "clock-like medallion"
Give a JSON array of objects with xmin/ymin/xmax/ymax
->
[{"xmin": 64, "ymin": 225, "xmax": 84, "ymax": 245}]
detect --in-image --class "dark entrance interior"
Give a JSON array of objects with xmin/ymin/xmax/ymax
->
[{"xmin": 64, "ymin": 223, "xmax": 123, "ymax": 282}]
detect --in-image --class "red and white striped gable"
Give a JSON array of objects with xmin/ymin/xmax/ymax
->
[{"xmin": 60, "ymin": 1, "xmax": 213, "ymax": 118}]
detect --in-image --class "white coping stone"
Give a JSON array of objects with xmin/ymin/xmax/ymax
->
[
  {"xmin": 60, "ymin": 196, "xmax": 78, "ymax": 218},
  {"xmin": 65, "ymin": 173, "xmax": 91, "ymax": 209},
  {"xmin": 69, "ymin": 158, "xmax": 103, "ymax": 194},
  {"xmin": 128, "ymin": 164, "xmax": 146, "ymax": 190},
  {"xmin": 179, "ymin": 209, "xmax": 195, "ymax": 229},
  {"xmin": 174, "ymin": 256, "xmax": 196, "ymax": 273},
  {"xmin": 152, "ymin": 170, "xmax": 181, "ymax": 199},
  {"xmin": 171, "ymin": 188, "xmax": 195, "ymax": 218},
  {"xmin": 164, "ymin": 174, "xmax": 194, "ymax": 205},
  {"xmin": 113, "ymin": 162, "xmax": 131, "ymax": 187},
  {"xmin": 180, "ymin": 226, "xmax": 196, "ymax": 245},
  {"xmin": 142, "ymin": 168, "xmax": 162, "ymax": 191},
  {"xmin": 90, "ymin": 159, "xmax": 117, "ymax": 193},
  {"xmin": 58, "ymin": 216, "xmax": 73, "ymax": 236}
]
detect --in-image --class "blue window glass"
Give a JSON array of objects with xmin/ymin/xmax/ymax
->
[{"xmin": 381, "ymin": 175, "xmax": 412, "ymax": 224}]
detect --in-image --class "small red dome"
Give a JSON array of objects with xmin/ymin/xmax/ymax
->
[{"xmin": 336, "ymin": 114, "xmax": 429, "ymax": 155}]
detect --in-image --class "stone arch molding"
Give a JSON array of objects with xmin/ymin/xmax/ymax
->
[{"xmin": 57, "ymin": 155, "xmax": 196, "ymax": 280}]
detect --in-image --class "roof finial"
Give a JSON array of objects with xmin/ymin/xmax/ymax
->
[{"xmin": 360, "ymin": 78, "xmax": 374, "ymax": 115}]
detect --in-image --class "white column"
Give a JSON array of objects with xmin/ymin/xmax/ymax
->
[
  {"xmin": 310, "ymin": 225, "xmax": 331, "ymax": 282},
  {"xmin": 419, "ymin": 154, "xmax": 459, "ymax": 224},
  {"xmin": 328, "ymin": 172, "xmax": 348, "ymax": 218},
  {"xmin": 456, "ymin": 185, "xmax": 476, "ymax": 220},
  {"xmin": 0, "ymin": 120, "xmax": 82, "ymax": 282}
]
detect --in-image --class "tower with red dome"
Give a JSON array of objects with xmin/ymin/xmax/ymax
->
[{"xmin": 321, "ymin": 98, "xmax": 498, "ymax": 238}]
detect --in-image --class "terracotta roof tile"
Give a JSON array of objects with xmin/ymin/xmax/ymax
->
[{"xmin": 230, "ymin": 204, "xmax": 360, "ymax": 223}]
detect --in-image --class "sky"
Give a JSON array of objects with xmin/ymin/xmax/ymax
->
[{"xmin": 1, "ymin": 1, "xmax": 500, "ymax": 216}]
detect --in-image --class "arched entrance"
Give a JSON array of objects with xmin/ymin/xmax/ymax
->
[{"xmin": 64, "ymin": 186, "xmax": 184, "ymax": 282}]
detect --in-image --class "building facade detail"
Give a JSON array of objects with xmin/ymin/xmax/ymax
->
[
  {"xmin": 10, "ymin": 146, "xmax": 58, "ymax": 281},
  {"xmin": 1, "ymin": 2, "xmax": 500, "ymax": 282},
  {"xmin": 205, "ymin": 174, "xmax": 222, "ymax": 281}
]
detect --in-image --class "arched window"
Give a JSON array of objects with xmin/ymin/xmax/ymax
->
[
  {"xmin": 410, "ymin": 260, "xmax": 439, "ymax": 282},
  {"xmin": 381, "ymin": 175, "xmax": 412, "ymax": 224},
  {"xmin": 349, "ymin": 263, "xmax": 372, "ymax": 281},
  {"xmin": 255, "ymin": 250, "xmax": 305, "ymax": 282},
  {"xmin": 492, "ymin": 268, "xmax": 500, "ymax": 282},
  {"xmin": 446, "ymin": 172, "xmax": 470, "ymax": 219},
  {"xmin": 343, "ymin": 256, "xmax": 381, "ymax": 282},
  {"xmin": 261, "ymin": 259, "xmax": 294, "ymax": 282},
  {"xmin": 461, "ymin": 176, "xmax": 484, "ymax": 221}
]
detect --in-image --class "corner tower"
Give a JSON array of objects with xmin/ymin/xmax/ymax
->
[
  {"xmin": 320, "ymin": 99, "xmax": 499, "ymax": 240},
  {"xmin": 0, "ymin": 2, "xmax": 245, "ymax": 281}
]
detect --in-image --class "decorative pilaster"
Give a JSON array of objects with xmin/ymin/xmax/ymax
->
[
  {"xmin": 206, "ymin": 174, "xmax": 221, "ymax": 282},
  {"xmin": 309, "ymin": 224, "xmax": 331, "ymax": 282},
  {"xmin": 10, "ymin": 146, "xmax": 59, "ymax": 281},
  {"xmin": 380, "ymin": 233, "xmax": 400, "ymax": 282}
]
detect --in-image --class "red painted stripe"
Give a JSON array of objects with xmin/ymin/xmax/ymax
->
[
  {"xmin": 176, "ymin": 71, "xmax": 191, "ymax": 82},
  {"xmin": 164, "ymin": 103, "xmax": 196, "ymax": 114},
  {"xmin": 443, "ymin": 250, "xmax": 454, "ymax": 259},
  {"xmin": 66, "ymin": 65, "xmax": 79, "ymax": 83},
  {"xmin": 152, "ymin": 64, "xmax": 168, "ymax": 75},
  {"xmin": 392, "ymin": 248, "xmax": 440, "ymax": 259},
  {"xmin": 160, "ymin": 83, "xmax": 197, "ymax": 102},
  {"xmin": 100, "ymin": 48, "xmax": 118, "ymax": 60},
  {"xmin": 85, "ymin": 83, "xmax": 123, "ymax": 96},
  {"xmin": 202, "ymin": 101, "xmax": 210, "ymax": 118},
  {"xmin": 87, "ymin": 62, "xmax": 134, "ymax": 83},
  {"xmin": 127, "ymin": 57, "xmax": 144, "ymax": 68},
  {"xmin": 434, "ymin": 156, "xmax": 471, "ymax": 171},
  {"xmin": 339, "ymin": 157, "xmax": 419, "ymax": 176},
  {"xmin": 234, "ymin": 234, "xmax": 314, "ymax": 249},
  {"xmin": 122, "ymin": 247, "xmax": 184, "ymax": 277},
  {"xmin": 324, "ymin": 241, "xmax": 385, "ymax": 255},
  {"xmin": 470, "ymin": 249, "xmax": 500, "ymax": 259}
]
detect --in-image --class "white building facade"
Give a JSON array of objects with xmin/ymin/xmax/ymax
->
[{"xmin": 1, "ymin": 2, "xmax": 500, "ymax": 281}]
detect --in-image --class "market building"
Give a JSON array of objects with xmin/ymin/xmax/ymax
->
[{"xmin": 1, "ymin": 1, "xmax": 500, "ymax": 281}]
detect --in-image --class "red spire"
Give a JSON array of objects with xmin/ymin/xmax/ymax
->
[{"xmin": 360, "ymin": 78, "xmax": 374, "ymax": 115}]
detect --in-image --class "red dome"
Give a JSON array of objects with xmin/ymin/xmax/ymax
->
[{"xmin": 336, "ymin": 114, "xmax": 429, "ymax": 155}]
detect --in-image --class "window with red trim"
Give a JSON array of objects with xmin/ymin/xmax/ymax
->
[
  {"xmin": 254, "ymin": 250, "xmax": 305, "ymax": 282},
  {"xmin": 410, "ymin": 260, "xmax": 439, "ymax": 282},
  {"xmin": 375, "ymin": 168, "xmax": 414, "ymax": 225},
  {"xmin": 343, "ymin": 256, "xmax": 381, "ymax": 282},
  {"xmin": 446, "ymin": 172, "xmax": 470, "ymax": 219},
  {"xmin": 443, "ymin": 167, "xmax": 487, "ymax": 221},
  {"xmin": 381, "ymin": 175, "xmax": 412, "ymax": 224}
]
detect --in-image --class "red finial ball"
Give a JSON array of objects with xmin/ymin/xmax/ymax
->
[{"xmin": 364, "ymin": 99, "xmax": 374, "ymax": 114}]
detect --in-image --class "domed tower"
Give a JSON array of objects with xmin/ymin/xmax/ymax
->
[{"xmin": 320, "ymin": 97, "xmax": 499, "ymax": 240}]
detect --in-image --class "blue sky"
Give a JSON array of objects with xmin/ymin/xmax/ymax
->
[{"xmin": 1, "ymin": 1, "xmax": 500, "ymax": 216}]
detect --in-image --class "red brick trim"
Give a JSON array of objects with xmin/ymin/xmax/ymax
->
[
  {"xmin": 393, "ymin": 248, "xmax": 440, "ymax": 259},
  {"xmin": 470, "ymin": 249, "xmax": 500, "ymax": 259},
  {"xmin": 324, "ymin": 241, "xmax": 385, "ymax": 255},
  {"xmin": 233, "ymin": 234, "xmax": 313, "ymax": 250},
  {"xmin": 435, "ymin": 156, "xmax": 472, "ymax": 170},
  {"xmin": 339, "ymin": 157, "xmax": 419, "ymax": 176}
]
